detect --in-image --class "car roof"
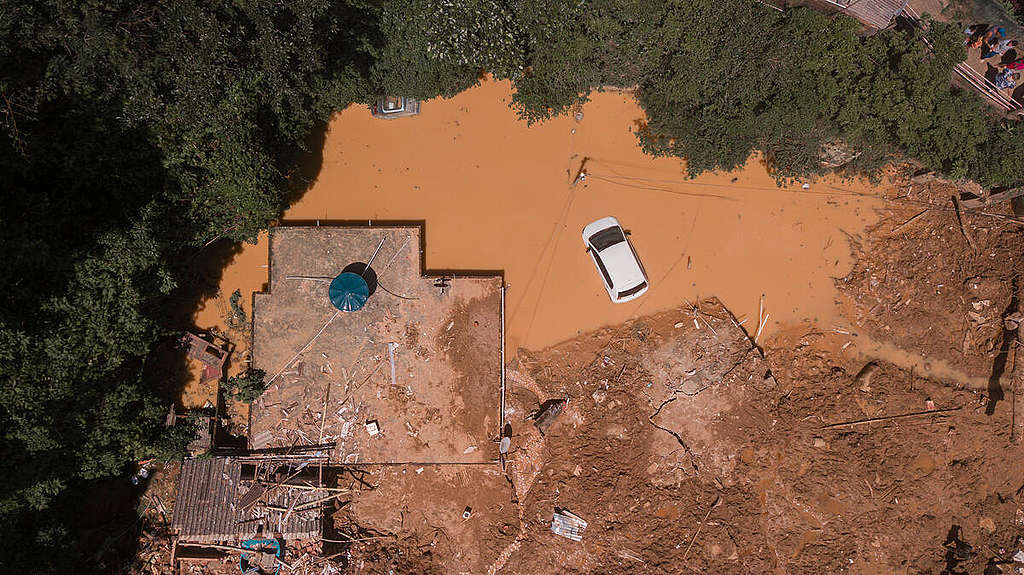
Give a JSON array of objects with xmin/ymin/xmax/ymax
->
[{"xmin": 597, "ymin": 241, "xmax": 645, "ymax": 289}]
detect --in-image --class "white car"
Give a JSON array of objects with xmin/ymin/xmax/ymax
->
[{"xmin": 582, "ymin": 216, "xmax": 649, "ymax": 303}]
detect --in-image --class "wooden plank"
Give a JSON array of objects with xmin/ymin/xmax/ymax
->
[
  {"xmin": 821, "ymin": 405, "xmax": 961, "ymax": 429},
  {"xmin": 961, "ymin": 187, "xmax": 1024, "ymax": 209}
]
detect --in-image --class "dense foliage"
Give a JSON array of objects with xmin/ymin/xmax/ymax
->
[
  {"xmin": 225, "ymin": 369, "xmax": 269, "ymax": 404},
  {"xmin": 2, "ymin": 0, "xmax": 1023, "ymax": 571}
]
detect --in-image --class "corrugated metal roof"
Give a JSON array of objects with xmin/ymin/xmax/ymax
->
[
  {"xmin": 171, "ymin": 457, "xmax": 239, "ymax": 542},
  {"xmin": 171, "ymin": 457, "xmax": 322, "ymax": 543},
  {"xmin": 551, "ymin": 510, "xmax": 588, "ymax": 541},
  {"xmin": 826, "ymin": 0, "xmax": 908, "ymax": 29}
]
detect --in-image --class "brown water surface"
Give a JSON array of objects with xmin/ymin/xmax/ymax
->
[{"xmin": 195, "ymin": 79, "xmax": 885, "ymax": 353}]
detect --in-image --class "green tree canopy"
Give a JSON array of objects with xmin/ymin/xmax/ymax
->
[{"xmin": 3, "ymin": 0, "xmax": 1023, "ymax": 571}]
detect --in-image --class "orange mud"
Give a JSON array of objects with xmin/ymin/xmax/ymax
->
[
  {"xmin": 193, "ymin": 78, "xmax": 885, "ymax": 355},
  {"xmin": 187, "ymin": 230, "xmax": 268, "ymax": 408}
]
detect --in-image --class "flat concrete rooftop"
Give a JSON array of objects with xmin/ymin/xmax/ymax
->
[{"xmin": 251, "ymin": 225, "xmax": 502, "ymax": 464}]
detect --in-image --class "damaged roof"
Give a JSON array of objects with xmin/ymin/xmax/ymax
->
[{"xmin": 171, "ymin": 457, "xmax": 322, "ymax": 543}]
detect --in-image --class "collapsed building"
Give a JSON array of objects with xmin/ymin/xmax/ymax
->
[{"xmin": 170, "ymin": 224, "xmax": 504, "ymax": 572}]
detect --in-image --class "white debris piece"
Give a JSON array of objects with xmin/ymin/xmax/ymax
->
[
  {"xmin": 365, "ymin": 420, "xmax": 380, "ymax": 436},
  {"xmin": 551, "ymin": 510, "xmax": 588, "ymax": 541}
]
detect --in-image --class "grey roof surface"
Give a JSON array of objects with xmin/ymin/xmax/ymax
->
[
  {"xmin": 828, "ymin": 0, "xmax": 908, "ymax": 29},
  {"xmin": 171, "ymin": 457, "xmax": 322, "ymax": 542},
  {"xmin": 171, "ymin": 457, "xmax": 241, "ymax": 542}
]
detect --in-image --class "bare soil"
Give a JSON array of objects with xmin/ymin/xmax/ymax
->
[
  {"xmin": 490, "ymin": 300, "xmax": 1024, "ymax": 575},
  {"xmin": 837, "ymin": 173, "xmax": 1024, "ymax": 386},
  {"xmin": 143, "ymin": 85, "xmax": 1024, "ymax": 574}
]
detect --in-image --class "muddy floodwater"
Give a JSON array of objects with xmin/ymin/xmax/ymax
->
[{"xmin": 194, "ymin": 78, "xmax": 884, "ymax": 352}]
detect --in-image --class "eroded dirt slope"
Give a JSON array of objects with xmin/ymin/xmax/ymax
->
[
  {"xmin": 496, "ymin": 301, "xmax": 1024, "ymax": 575},
  {"xmin": 838, "ymin": 174, "xmax": 1024, "ymax": 382}
]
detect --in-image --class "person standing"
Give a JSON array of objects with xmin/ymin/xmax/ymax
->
[
  {"xmin": 994, "ymin": 67, "xmax": 1019, "ymax": 90},
  {"xmin": 984, "ymin": 37, "xmax": 1017, "ymax": 59}
]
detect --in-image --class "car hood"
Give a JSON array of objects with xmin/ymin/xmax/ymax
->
[{"xmin": 599, "ymin": 242, "xmax": 645, "ymax": 288}]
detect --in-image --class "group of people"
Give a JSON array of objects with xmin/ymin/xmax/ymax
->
[
  {"xmin": 965, "ymin": 25, "xmax": 1016, "ymax": 59},
  {"xmin": 965, "ymin": 24, "xmax": 1024, "ymax": 91}
]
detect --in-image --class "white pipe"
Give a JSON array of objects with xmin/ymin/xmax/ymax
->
[
  {"xmin": 362, "ymin": 236, "xmax": 386, "ymax": 277},
  {"xmin": 499, "ymin": 283, "xmax": 506, "ymax": 472}
]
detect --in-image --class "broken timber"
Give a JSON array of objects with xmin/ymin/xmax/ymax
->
[
  {"xmin": 821, "ymin": 406, "xmax": 961, "ymax": 430},
  {"xmin": 960, "ymin": 186, "xmax": 1024, "ymax": 209}
]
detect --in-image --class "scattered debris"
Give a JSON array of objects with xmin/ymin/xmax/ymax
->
[
  {"xmin": 617, "ymin": 548, "xmax": 644, "ymax": 563},
  {"xmin": 365, "ymin": 420, "xmax": 380, "ymax": 436},
  {"xmin": 821, "ymin": 406, "xmax": 962, "ymax": 430},
  {"xmin": 182, "ymin": 332, "xmax": 229, "ymax": 384},
  {"xmin": 551, "ymin": 509, "xmax": 588, "ymax": 541},
  {"xmin": 682, "ymin": 496, "xmax": 722, "ymax": 561},
  {"xmin": 387, "ymin": 342, "xmax": 398, "ymax": 385},
  {"xmin": 533, "ymin": 399, "xmax": 566, "ymax": 434}
]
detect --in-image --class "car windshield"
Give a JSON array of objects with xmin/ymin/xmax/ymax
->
[
  {"xmin": 618, "ymin": 282, "xmax": 647, "ymax": 299},
  {"xmin": 589, "ymin": 227, "xmax": 625, "ymax": 251}
]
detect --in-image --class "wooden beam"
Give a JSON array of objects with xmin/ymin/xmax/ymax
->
[
  {"xmin": 821, "ymin": 406, "xmax": 961, "ymax": 429},
  {"xmin": 961, "ymin": 187, "xmax": 1024, "ymax": 209}
]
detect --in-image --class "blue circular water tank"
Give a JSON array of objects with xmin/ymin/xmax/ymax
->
[{"xmin": 329, "ymin": 272, "xmax": 369, "ymax": 312}]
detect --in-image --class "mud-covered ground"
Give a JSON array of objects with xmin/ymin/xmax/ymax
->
[
  {"xmin": 838, "ymin": 173, "xmax": 1024, "ymax": 380},
  {"xmin": 138, "ymin": 171, "xmax": 1024, "ymax": 575},
  {"xmin": 332, "ymin": 299, "xmax": 1024, "ymax": 575},
  {"xmin": 488, "ymin": 302, "xmax": 1023, "ymax": 575}
]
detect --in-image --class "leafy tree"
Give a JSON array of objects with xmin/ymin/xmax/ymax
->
[
  {"xmin": 508, "ymin": 1, "xmax": 604, "ymax": 123},
  {"xmin": 367, "ymin": 0, "xmax": 484, "ymax": 99},
  {"xmin": 4, "ymin": 0, "xmax": 1024, "ymax": 571},
  {"xmin": 0, "ymin": 1, "xmax": 381, "ymax": 570},
  {"xmin": 225, "ymin": 368, "xmax": 269, "ymax": 403}
]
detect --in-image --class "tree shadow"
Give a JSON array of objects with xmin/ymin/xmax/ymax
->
[
  {"xmin": 276, "ymin": 4, "xmax": 385, "ymax": 211},
  {"xmin": 985, "ymin": 62, "xmax": 1001, "ymax": 84},
  {"xmin": 279, "ymin": 117, "xmax": 330, "ymax": 210},
  {"xmin": 986, "ymin": 274, "xmax": 1018, "ymax": 415},
  {"xmin": 145, "ymin": 238, "xmax": 244, "ymax": 406},
  {"xmin": 941, "ymin": 524, "xmax": 976, "ymax": 574}
]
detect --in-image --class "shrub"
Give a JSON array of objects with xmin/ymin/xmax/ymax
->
[{"xmin": 224, "ymin": 368, "xmax": 268, "ymax": 403}]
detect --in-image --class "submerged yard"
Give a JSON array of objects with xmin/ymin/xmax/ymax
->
[
  {"xmin": 194, "ymin": 79, "xmax": 881, "ymax": 355},
  {"xmin": 149, "ymin": 80, "xmax": 1024, "ymax": 575}
]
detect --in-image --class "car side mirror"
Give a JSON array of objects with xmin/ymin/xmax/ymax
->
[{"xmin": 624, "ymin": 230, "xmax": 632, "ymax": 236}]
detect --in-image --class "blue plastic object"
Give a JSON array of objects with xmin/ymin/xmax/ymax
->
[
  {"xmin": 329, "ymin": 271, "xmax": 369, "ymax": 312},
  {"xmin": 239, "ymin": 538, "xmax": 281, "ymax": 574}
]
